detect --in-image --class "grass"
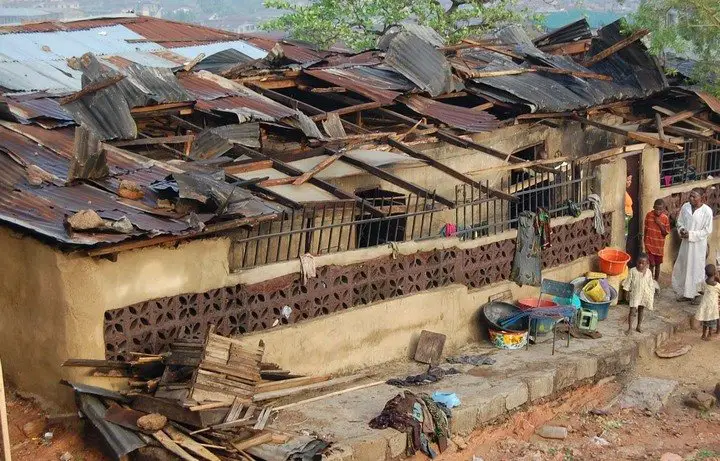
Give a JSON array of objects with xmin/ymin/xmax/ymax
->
[{"xmin": 693, "ymin": 449, "xmax": 720, "ymax": 460}]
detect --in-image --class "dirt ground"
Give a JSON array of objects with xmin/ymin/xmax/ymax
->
[
  {"xmin": 4, "ymin": 391, "xmax": 106, "ymax": 461},
  {"xmin": 411, "ymin": 328, "xmax": 720, "ymax": 461},
  {"xmin": 5, "ymin": 330, "xmax": 720, "ymax": 461}
]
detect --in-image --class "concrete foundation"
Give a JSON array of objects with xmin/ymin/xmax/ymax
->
[{"xmin": 268, "ymin": 288, "xmax": 694, "ymax": 461}]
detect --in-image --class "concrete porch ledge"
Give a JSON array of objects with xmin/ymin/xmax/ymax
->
[{"xmin": 267, "ymin": 289, "xmax": 695, "ymax": 461}]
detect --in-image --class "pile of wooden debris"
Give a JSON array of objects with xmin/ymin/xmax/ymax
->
[{"xmin": 62, "ymin": 326, "xmax": 378, "ymax": 460}]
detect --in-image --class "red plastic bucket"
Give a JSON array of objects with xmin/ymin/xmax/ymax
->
[
  {"xmin": 516, "ymin": 298, "xmax": 558, "ymax": 310},
  {"xmin": 598, "ymin": 248, "xmax": 631, "ymax": 276}
]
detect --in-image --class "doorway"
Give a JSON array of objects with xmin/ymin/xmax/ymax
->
[{"xmin": 626, "ymin": 155, "xmax": 642, "ymax": 263}]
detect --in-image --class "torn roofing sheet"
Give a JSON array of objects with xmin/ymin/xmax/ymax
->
[
  {"xmin": 195, "ymin": 92, "xmax": 297, "ymax": 123},
  {"xmin": 304, "ymin": 67, "xmax": 405, "ymax": 104},
  {"xmin": 61, "ymin": 81, "xmax": 138, "ymax": 141},
  {"xmin": 586, "ymin": 20, "xmax": 667, "ymax": 98},
  {"xmin": 384, "ymin": 30, "xmax": 459, "ymax": 97},
  {"xmin": 377, "ymin": 23, "xmax": 445, "ymax": 50},
  {"xmin": 0, "ymin": 94, "xmax": 74, "ymax": 126},
  {"xmin": 177, "ymin": 72, "xmax": 238, "ymax": 100},
  {"xmin": 533, "ymin": 19, "xmax": 592, "ymax": 48},
  {"xmin": 228, "ymin": 167, "xmax": 339, "ymax": 202},
  {"xmin": 0, "ymin": 122, "xmax": 280, "ymax": 247},
  {"xmin": 402, "ymin": 95, "xmax": 500, "ymax": 132},
  {"xmin": 77, "ymin": 394, "xmax": 145, "ymax": 460},
  {"xmin": 189, "ymin": 123, "xmax": 260, "ymax": 160}
]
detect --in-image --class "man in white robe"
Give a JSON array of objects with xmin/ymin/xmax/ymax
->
[{"xmin": 672, "ymin": 188, "xmax": 713, "ymax": 302}]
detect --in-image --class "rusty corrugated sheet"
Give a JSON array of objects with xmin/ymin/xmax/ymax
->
[
  {"xmin": 384, "ymin": 30, "xmax": 459, "ymax": 97},
  {"xmin": 402, "ymin": 95, "xmax": 501, "ymax": 133},
  {"xmin": 304, "ymin": 68, "xmax": 403, "ymax": 104},
  {"xmin": 694, "ymin": 90, "xmax": 720, "ymax": 115},
  {"xmin": 178, "ymin": 73, "xmax": 237, "ymax": 101},
  {"xmin": 195, "ymin": 94, "xmax": 296, "ymax": 122},
  {"xmin": 3, "ymin": 95, "xmax": 73, "ymax": 124}
]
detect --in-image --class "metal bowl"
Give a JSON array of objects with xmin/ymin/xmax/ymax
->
[{"xmin": 481, "ymin": 301, "xmax": 528, "ymax": 332}]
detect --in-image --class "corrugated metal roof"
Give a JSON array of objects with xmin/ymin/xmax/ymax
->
[
  {"xmin": 0, "ymin": 25, "xmax": 161, "ymax": 62},
  {"xmin": 195, "ymin": 93, "xmax": 297, "ymax": 122},
  {"xmin": 533, "ymin": 19, "xmax": 592, "ymax": 48},
  {"xmin": 3, "ymin": 95, "xmax": 73, "ymax": 123},
  {"xmin": 171, "ymin": 40, "xmax": 267, "ymax": 61},
  {"xmin": 0, "ymin": 61, "xmax": 83, "ymax": 92},
  {"xmin": 378, "ymin": 23, "xmax": 445, "ymax": 50},
  {"xmin": 384, "ymin": 30, "xmax": 458, "ymax": 97},
  {"xmin": 304, "ymin": 67, "xmax": 404, "ymax": 104},
  {"xmin": 77, "ymin": 394, "xmax": 145, "ymax": 460},
  {"xmin": 178, "ymin": 72, "xmax": 238, "ymax": 100},
  {"xmin": 402, "ymin": 95, "xmax": 500, "ymax": 132}
]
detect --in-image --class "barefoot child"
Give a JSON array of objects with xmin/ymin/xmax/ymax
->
[
  {"xmin": 643, "ymin": 199, "xmax": 671, "ymax": 281},
  {"xmin": 622, "ymin": 253, "xmax": 655, "ymax": 333},
  {"xmin": 695, "ymin": 264, "xmax": 720, "ymax": 341}
]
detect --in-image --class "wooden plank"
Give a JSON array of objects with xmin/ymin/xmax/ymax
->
[
  {"xmin": 664, "ymin": 126, "xmax": 720, "ymax": 147},
  {"xmin": 253, "ymin": 373, "xmax": 369, "ymax": 402},
  {"xmin": 111, "ymin": 135, "xmax": 194, "ymax": 147},
  {"xmin": 0, "ymin": 360, "xmax": 11, "ymax": 461},
  {"xmin": 413, "ymin": 330, "xmax": 446, "ymax": 365},
  {"xmin": 153, "ymin": 430, "xmax": 200, "ymax": 461},
  {"xmin": 232, "ymin": 432, "xmax": 273, "ymax": 452},
  {"xmin": 224, "ymin": 397, "xmax": 244, "ymax": 423},
  {"xmin": 571, "ymin": 114, "xmax": 682, "ymax": 152},
  {"xmin": 189, "ymin": 402, "xmax": 231, "ymax": 412},
  {"xmin": 255, "ymin": 375, "xmax": 332, "ymax": 393},
  {"xmin": 164, "ymin": 425, "xmax": 222, "ymax": 461},
  {"xmin": 253, "ymin": 407, "xmax": 273, "ymax": 430},
  {"xmin": 130, "ymin": 102, "xmax": 193, "ymax": 114},
  {"xmin": 386, "ymin": 137, "xmax": 518, "ymax": 202},
  {"xmin": 311, "ymin": 102, "xmax": 385, "ymax": 122},
  {"xmin": 660, "ymin": 110, "xmax": 698, "ymax": 127},
  {"xmin": 131, "ymin": 394, "xmax": 227, "ymax": 428},
  {"xmin": 655, "ymin": 113, "xmax": 666, "ymax": 141},
  {"xmin": 581, "ymin": 29, "xmax": 649, "ymax": 67},
  {"xmin": 224, "ymin": 160, "xmax": 274, "ymax": 175},
  {"xmin": 62, "ymin": 359, "xmax": 130, "ymax": 369},
  {"xmin": 258, "ymin": 177, "xmax": 298, "ymax": 187},
  {"xmin": 653, "ymin": 106, "xmax": 720, "ymax": 133},
  {"xmin": 59, "ymin": 75, "xmax": 125, "ymax": 105},
  {"xmin": 293, "ymin": 153, "xmax": 343, "ymax": 185},
  {"xmin": 539, "ymin": 39, "xmax": 591, "ymax": 55},
  {"xmin": 274, "ymin": 381, "xmax": 386, "ymax": 411}
]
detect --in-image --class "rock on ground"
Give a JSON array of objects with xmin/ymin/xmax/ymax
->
[
  {"xmin": 618, "ymin": 377, "xmax": 678, "ymax": 412},
  {"xmin": 660, "ymin": 453, "xmax": 683, "ymax": 461},
  {"xmin": 22, "ymin": 418, "xmax": 46, "ymax": 438},
  {"xmin": 684, "ymin": 391, "xmax": 717, "ymax": 411},
  {"xmin": 137, "ymin": 413, "xmax": 167, "ymax": 432}
]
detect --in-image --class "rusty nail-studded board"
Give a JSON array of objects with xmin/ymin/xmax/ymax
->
[{"xmin": 104, "ymin": 214, "xmax": 612, "ymax": 360}]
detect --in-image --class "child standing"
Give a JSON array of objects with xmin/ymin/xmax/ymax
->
[
  {"xmin": 622, "ymin": 254, "xmax": 655, "ymax": 333},
  {"xmin": 695, "ymin": 264, "xmax": 720, "ymax": 341},
  {"xmin": 643, "ymin": 199, "xmax": 671, "ymax": 281}
]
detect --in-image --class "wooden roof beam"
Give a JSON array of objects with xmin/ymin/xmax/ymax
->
[
  {"xmin": 570, "ymin": 114, "xmax": 683, "ymax": 152},
  {"xmin": 235, "ymin": 145, "xmax": 386, "ymax": 217},
  {"xmin": 326, "ymin": 148, "xmax": 455, "ymax": 208},
  {"xmin": 581, "ymin": 29, "xmax": 649, "ymax": 67},
  {"xmin": 386, "ymin": 138, "xmax": 517, "ymax": 203},
  {"xmin": 379, "ymin": 108, "xmax": 556, "ymax": 175}
]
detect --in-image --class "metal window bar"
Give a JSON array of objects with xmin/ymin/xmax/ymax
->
[{"xmin": 660, "ymin": 134, "xmax": 720, "ymax": 188}]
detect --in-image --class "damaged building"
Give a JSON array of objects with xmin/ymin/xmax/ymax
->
[{"xmin": 0, "ymin": 14, "xmax": 719, "ymax": 419}]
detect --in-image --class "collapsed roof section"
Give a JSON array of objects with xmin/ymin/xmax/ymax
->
[{"xmin": 0, "ymin": 14, "xmax": 717, "ymax": 253}]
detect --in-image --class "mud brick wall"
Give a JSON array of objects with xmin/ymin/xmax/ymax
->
[{"xmin": 104, "ymin": 214, "xmax": 612, "ymax": 360}]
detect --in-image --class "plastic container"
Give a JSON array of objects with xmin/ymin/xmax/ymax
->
[
  {"xmin": 516, "ymin": 298, "xmax": 558, "ymax": 310},
  {"xmin": 583, "ymin": 279, "xmax": 607, "ymax": 302},
  {"xmin": 598, "ymin": 248, "xmax": 631, "ymax": 276},
  {"xmin": 488, "ymin": 328, "xmax": 528, "ymax": 350},
  {"xmin": 586, "ymin": 272, "xmax": 607, "ymax": 280},
  {"xmin": 579, "ymin": 286, "xmax": 617, "ymax": 321}
]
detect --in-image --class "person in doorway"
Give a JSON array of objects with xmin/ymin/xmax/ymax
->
[
  {"xmin": 625, "ymin": 175, "xmax": 634, "ymax": 240},
  {"xmin": 622, "ymin": 253, "xmax": 655, "ymax": 333},
  {"xmin": 695, "ymin": 264, "xmax": 720, "ymax": 341},
  {"xmin": 672, "ymin": 188, "xmax": 714, "ymax": 303},
  {"xmin": 643, "ymin": 199, "xmax": 671, "ymax": 281}
]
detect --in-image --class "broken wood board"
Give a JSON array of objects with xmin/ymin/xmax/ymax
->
[
  {"xmin": 131, "ymin": 394, "xmax": 227, "ymax": 428},
  {"xmin": 255, "ymin": 375, "xmax": 331, "ymax": 393},
  {"xmin": 232, "ymin": 432, "xmax": 273, "ymax": 452},
  {"xmin": 414, "ymin": 330, "xmax": 446, "ymax": 365},
  {"xmin": 253, "ymin": 373, "xmax": 370, "ymax": 402},
  {"xmin": 153, "ymin": 430, "xmax": 199, "ymax": 461},
  {"xmin": 164, "ymin": 425, "xmax": 221, "ymax": 461},
  {"xmin": 275, "ymin": 380, "xmax": 386, "ymax": 411}
]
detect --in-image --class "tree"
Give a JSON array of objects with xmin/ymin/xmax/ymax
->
[
  {"xmin": 260, "ymin": 0, "xmax": 531, "ymax": 51},
  {"xmin": 631, "ymin": 0, "xmax": 720, "ymax": 96}
]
